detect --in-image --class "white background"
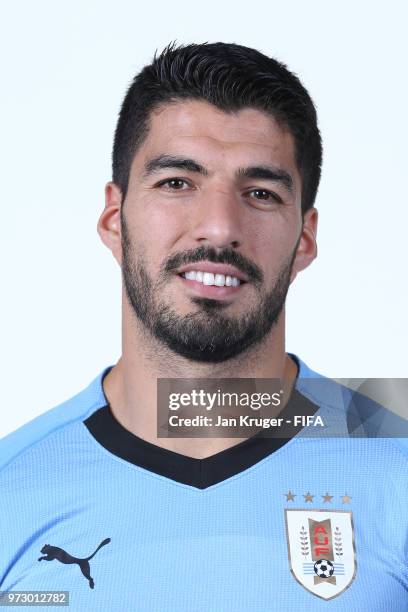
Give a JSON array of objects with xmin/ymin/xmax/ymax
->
[{"xmin": 1, "ymin": 1, "xmax": 407, "ymax": 437}]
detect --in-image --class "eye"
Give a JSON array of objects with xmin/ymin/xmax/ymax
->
[
  {"xmin": 156, "ymin": 178, "xmax": 191, "ymax": 190},
  {"xmin": 247, "ymin": 188, "xmax": 283, "ymax": 204}
]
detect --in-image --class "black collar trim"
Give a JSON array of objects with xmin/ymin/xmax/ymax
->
[{"xmin": 83, "ymin": 389, "xmax": 319, "ymax": 490}]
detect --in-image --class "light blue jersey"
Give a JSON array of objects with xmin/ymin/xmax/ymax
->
[{"xmin": 1, "ymin": 356, "xmax": 407, "ymax": 610}]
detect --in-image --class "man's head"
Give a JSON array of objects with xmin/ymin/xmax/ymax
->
[
  {"xmin": 113, "ymin": 41, "xmax": 322, "ymax": 216},
  {"xmin": 98, "ymin": 42, "xmax": 321, "ymax": 363}
]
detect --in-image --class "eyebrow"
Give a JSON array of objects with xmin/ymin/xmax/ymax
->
[
  {"xmin": 142, "ymin": 154, "xmax": 209, "ymax": 177},
  {"xmin": 236, "ymin": 165, "xmax": 293, "ymax": 194},
  {"xmin": 142, "ymin": 154, "xmax": 294, "ymax": 193}
]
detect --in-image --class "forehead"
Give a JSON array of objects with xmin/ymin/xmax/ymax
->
[{"xmin": 132, "ymin": 100, "xmax": 299, "ymax": 180}]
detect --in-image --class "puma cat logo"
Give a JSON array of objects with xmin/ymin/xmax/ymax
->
[{"xmin": 38, "ymin": 537, "xmax": 111, "ymax": 589}]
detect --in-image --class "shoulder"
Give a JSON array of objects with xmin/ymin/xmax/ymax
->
[
  {"xmin": 292, "ymin": 353, "xmax": 408, "ymax": 462},
  {"xmin": 0, "ymin": 365, "xmax": 113, "ymax": 475}
]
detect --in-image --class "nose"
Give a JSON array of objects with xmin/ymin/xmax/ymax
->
[{"xmin": 190, "ymin": 187, "xmax": 244, "ymax": 250}]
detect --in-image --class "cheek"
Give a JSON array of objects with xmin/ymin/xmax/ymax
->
[
  {"xmin": 126, "ymin": 206, "xmax": 185, "ymax": 272},
  {"xmin": 248, "ymin": 220, "xmax": 299, "ymax": 271},
  {"xmin": 129, "ymin": 189, "xmax": 187, "ymax": 238}
]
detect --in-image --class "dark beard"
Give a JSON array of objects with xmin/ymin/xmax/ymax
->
[{"xmin": 121, "ymin": 217, "xmax": 297, "ymax": 363}]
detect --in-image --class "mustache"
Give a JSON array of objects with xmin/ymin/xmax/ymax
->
[{"xmin": 163, "ymin": 246, "xmax": 263, "ymax": 285}]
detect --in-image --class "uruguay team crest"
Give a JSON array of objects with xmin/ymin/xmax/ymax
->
[{"xmin": 285, "ymin": 509, "xmax": 356, "ymax": 600}]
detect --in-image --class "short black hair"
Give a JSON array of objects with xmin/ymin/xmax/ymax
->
[{"xmin": 112, "ymin": 41, "xmax": 322, "ymax": 214}]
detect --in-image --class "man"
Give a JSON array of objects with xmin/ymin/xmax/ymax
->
[{"xmin": 0, "ymin": 42, "xmax": 407, "ymax": 610}]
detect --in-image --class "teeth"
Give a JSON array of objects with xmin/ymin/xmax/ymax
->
[
  {"xmin": 203, "ymin": 272, "xmax": 215, "ymax": 285},
  {"xmin": 182, "ymin": 270, "xmax": 241, "ymax": 287}
]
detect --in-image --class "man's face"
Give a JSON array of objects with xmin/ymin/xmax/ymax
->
[{"xmin": 106, "ymin": 100, "xmax": 316, "ymax": 363}]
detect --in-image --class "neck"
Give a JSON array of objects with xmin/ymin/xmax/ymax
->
[{"xmin": 102, "ymin": 302, "xmax": 298, "ymax": 459}]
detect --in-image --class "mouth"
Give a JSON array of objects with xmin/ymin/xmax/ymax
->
[{"xmin": 175, "ymin": 266, "xmax": 247, "ymax": 300}]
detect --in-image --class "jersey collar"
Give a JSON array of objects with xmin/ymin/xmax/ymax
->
[{"xmin": 83, "ymin": 355, "xmax": 320, "ymax": 489}]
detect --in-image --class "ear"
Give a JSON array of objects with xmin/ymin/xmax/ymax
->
[
  {"xmin": 97, "ymin": 182, "xmax": 123, "ymax": 267},
  {"xmin": 290, "ymin": 207, "xmax": 318, "ymax": 283}
]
